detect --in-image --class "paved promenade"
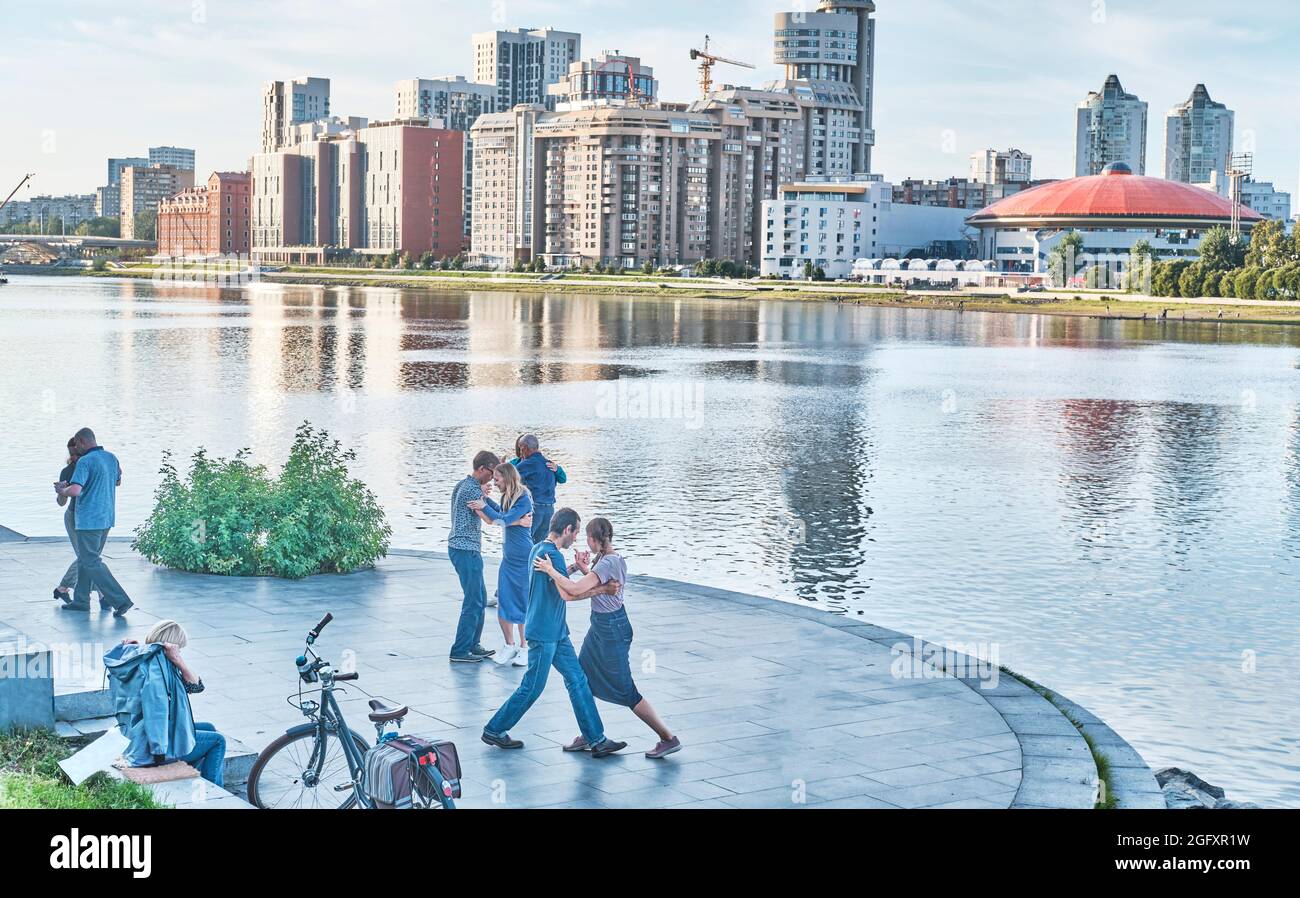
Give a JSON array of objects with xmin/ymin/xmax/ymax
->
[{"xmin": 0, "ymin": 534, "xmax": 1138, "ymax": 809}]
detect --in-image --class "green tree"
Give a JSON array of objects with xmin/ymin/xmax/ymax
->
[
  {"xmin": 1218, "ymin": 269, "xmax": 1238, "ymax": 298},
  {"xmin": 1201, "ymin": 269, "xmax": 1221, "ymax": 297},
  {"xmin": 1197, "ymin": 225, "xmax": 1243, "ymax": 271},
  {"xmin": 132, "ymin": 210, "xmax": 156, "ymax": 241},
  {"xmin": 1047, "ymin": 231, "xmax": 1085, "ymax": 287},
  {"xmin": 1177, "ymin": 263, "xmax": 1206, "ymax": 299},
  {"xmin": 1127, "ymin": 239, "xmax": 1155, "ymax": 293},
  {"xmin": 75, "ymin": 216, "xmax": 121, "ymax": 238},
  {"xmin": 1235, "ymin": 267, "xmax": 1260, "ymax": 299},
  {"xmin": 1245, "ymin": 219, "xmax": 1289, "ymax": 270}
]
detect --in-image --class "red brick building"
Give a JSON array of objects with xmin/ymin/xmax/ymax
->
[{"xmin": 157, "ymin": 171, "xmax": 252, "ymax": 256}]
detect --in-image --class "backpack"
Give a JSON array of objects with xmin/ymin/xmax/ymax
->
[{"xmin": 363, "ymin": 736, "xmax": 461, "ymax": 809}]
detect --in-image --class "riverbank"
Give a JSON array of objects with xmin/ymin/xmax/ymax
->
[{"xmin": 12, "ymin": 264, "xmax": 1300, "ymax": 326}]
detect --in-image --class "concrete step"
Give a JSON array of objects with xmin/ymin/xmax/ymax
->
[
  {"xmin": 106, "ymin": 765, "xmax": 255, "ymax": 809},
  {"xmin": 59, "ymin": 716, "xmax": 256, "ymax": 793},
  {"xmin": 54, "ymin": 685, "xmax": 113, "ymax": 722}
]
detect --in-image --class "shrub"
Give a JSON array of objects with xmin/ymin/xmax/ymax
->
[
  {"xmin": 1219, "ymin": 269, "xmax": 1238, "ymax": 298},
  {"xmin": 1235, "ymin": 268, "xmax": 1260, "ymax": 299},
  {"xmin": 134, "ymin": 423, "xmax": 391, "ymax": 579}
]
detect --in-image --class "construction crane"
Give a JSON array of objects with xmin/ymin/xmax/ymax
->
[
  {"xmin": 689, "ymin": 35, "xmax": 754, "ymax": 98},
  {"xmin": 0, "ymin": 173, "xmax": 35, "ymax": 217}
]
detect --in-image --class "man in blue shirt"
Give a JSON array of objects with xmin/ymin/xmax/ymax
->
[
  {"xmin": 513, "ymin": 434, "xmax": 566, "ymax": 544},
  {"xmin": 55, "ymin": 428, "xmax": 133, "ymax": 616},
  {"xmin": 482, "ymin": 508, "xmax": 627, "ymax": 758},
  {"xmin": 447, "ymin": 451, "xmax": 502, "ymax": 663}
]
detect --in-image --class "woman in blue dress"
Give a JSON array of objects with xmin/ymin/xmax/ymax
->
[{"xmin": 468, "ymin": 463, "xmax": 534, "ymax": 668}]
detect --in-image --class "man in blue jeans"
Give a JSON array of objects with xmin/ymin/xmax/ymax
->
[
  {"xmin": 448, "ymin": 451, "xmax": 503, "ymax": 663},
  {"xmin": 482, "ymin": 508, "xmax": 626, "ymax": 758},
  {"xmin": 55, "ymin": 428, "xmax": 133, "ymax": 617}
]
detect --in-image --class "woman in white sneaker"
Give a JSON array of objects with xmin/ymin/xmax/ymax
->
[
  {"xmin": 533, "ymin": 517, "xmax": 681, "ymax": 759},
  {"xmin": 469, "ymin": 463, "xmax": 534, "ymax": 667}
]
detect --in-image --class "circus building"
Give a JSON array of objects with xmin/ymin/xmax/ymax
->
[{"xmin": 967, "ymin": 162, "xmax": 1264, "ymax": 274}]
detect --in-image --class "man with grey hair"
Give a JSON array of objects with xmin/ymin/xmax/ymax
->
[
  {"xmin": 55, "ymin": 427, "xmax": 133, "ymax": 616},
  {"xmin": 512, "ymin": 434, "xmax": 566, "ymax": 544}
]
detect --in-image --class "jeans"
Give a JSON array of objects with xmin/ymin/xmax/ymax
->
[
  {"xmin": 58, "ymin": 505, "xmax": 81, "ymax": 590},
  {"xmin": 448, "ymin": 548, "xmax": 486, "ymax": 657},
  {"xmin": 484, "ymin": 636, "xmax": 605, "ymax": 746},
  {"xmin": 530, "ymin": 503, "xmax": 554, "ymax": 545},
  {"xmin": 71, "ymin": 528, "xmax": 131, "ymax": 610},
  {"xmin": 179, "ymin": 722, "xmax": 226, "ymax": 787}
]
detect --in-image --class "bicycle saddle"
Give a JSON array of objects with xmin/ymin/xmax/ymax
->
[{"xmin": 367, "ymin": 698, "xmax": 409, "ymax": 723}]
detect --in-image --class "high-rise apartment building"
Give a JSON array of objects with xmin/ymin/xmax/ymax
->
[
  {"xmin": 157, "ymin": 171, "xmax": 252, "ymax": 256},
  {"xmin": 261, "ymin": 76, "xmax": 331, "ymax": 153},
  {"xmin": 149, "ymin": 146, "xmax": 196, "ymax": 171},
  {"xmin": 970, "ymin": 148, "xmax": 1032, "ymax": 185},
  {"xmin": 771, "ymin": 0, "xmax": 876, "ymax": 177},
  {"xmin": 395, "ymin": 76, "xmax": 495, "ymax": 245},
  {"xmin": 1163, "ymin": 84, "xmax": 1234, "ymax": 185},
  {"xmin": 119, "ymin": 164, "xmax": 196, "ymax": 239},
  {"xmin": 470, "ymin": 91, "xmax": 809, "ymax": 270},
  {"xmin": 472, "ymin": 27, "xmax": 581, "ymax": 112},
  {"xmin": 251, "ymin": 120, "xmax": 463, "ymax": 263},
  {"xmin": 107, "ymin": 157, "xmax": 149, "ymax": 187},
  {"xmin": 1075, "ymin": 75, "xmax": 1148, "ymax": 176}
]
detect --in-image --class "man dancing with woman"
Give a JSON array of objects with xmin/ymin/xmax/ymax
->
[{"xmin": 533, "ymin": 516, "xmax": 680, "ymax": 759}]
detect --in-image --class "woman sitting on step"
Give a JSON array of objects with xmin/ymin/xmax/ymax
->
[{"xmin": 104, "ymin": 619, "xmax": 227, "ymax": 787}]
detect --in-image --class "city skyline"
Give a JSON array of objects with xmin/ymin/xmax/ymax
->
[{"xmin": 4, "ymin": 0, "xmax": 1300, "ymax": 201}]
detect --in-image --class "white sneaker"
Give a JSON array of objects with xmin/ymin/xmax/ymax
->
[
  {"xmin": 512, "ymin": 648, "xmax": 529, "ymax": 667},
  {"xmin": 495, "ymin": 644, "xmax": 518, "ymax": 665},
  {"xmin": 486, "ymin": 592, "xmax": 498, "ymax": 608}
]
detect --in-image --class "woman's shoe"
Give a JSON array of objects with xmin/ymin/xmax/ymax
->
[
  {"xmin": 53, "ymin": 587, "xmax": 70, "ymax": 603},
  {"xmin": 511, "ymin": 648, "xmax": 529, "ymax": 667},
  {"xmin": 494, "ymin": 644, "xmax": 518, "ymax": 665},
  {"xmin": 645, "ymin": 736, "xmax": 682, "ymax": 759}
]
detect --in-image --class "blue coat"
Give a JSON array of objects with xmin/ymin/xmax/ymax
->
[{"xmin": 103, "ymin": 642, "xmax": 196, "ymax": 765}]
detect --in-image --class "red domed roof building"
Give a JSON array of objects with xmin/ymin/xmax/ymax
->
[{"xmin": 967, "ymin": 163, "xmax": 1262, "ymax": 274}]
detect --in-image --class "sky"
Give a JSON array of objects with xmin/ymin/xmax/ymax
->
[{"xmin": 3, "ymin": 0, "xmax": 1300, "ymax": 200}]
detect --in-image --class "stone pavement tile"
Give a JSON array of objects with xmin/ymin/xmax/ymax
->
[
  {"xmin": 860, "ymin": 764, "xmax": 966, "ymax": 788},
  {"xmin": 930, "ymin": 751, "xmax": 1021, "ymax": 777},
  {"xmin": 1000, "ymin": 712, "xmax": 1080, "ymax": 736},
  {"xmin": 861, "ymin": 774, "xmax": 1016, "ymax": 809}
]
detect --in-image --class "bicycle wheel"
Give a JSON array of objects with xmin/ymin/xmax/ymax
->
[{"xmin": 246, "ymin": 724, "xmax": 371, "ymax": 810}]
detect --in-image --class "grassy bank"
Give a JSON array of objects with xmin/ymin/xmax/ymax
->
[
  {"xmin": 22, "ymin": 264, "xmax": 1300, "ymax": 325},
  {"xmin": 0, "ymin": 728, "xmax": 163, "ymax": 809}
]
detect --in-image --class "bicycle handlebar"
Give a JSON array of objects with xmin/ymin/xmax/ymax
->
[
  {"xmin": 308, "ymin": 613, "xmax": 333, "ymax": 642},
  {"xmin": 334, "ymin": 671, "xmax": 359, "ymax": 682}
]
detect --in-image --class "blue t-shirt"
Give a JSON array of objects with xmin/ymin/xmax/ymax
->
[
  {"xmin": 524, "ymin": 540, "xmax": 570, "ymax": 642},
  {"xmin": 515, "ymin": 453, "xmax": 561, "ymax": 505},
  {"xmin": 69, "ymin": 447, "xmax": 121, "ymax": 531}
]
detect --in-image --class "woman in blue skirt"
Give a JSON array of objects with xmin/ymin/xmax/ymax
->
[
  {"xmin": 469, "ymin": 463, "xmax": 534, "ymax": 667},
  {"xmin": 533, "ymin": 517, "xmax": 680, "ymax": 759}
]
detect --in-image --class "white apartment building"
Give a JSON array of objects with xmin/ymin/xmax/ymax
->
[
  {"xmin": 261, "ymin": 76, "xmax": 331, "ymax": 153},
  {"xmin": 970, "ymin": 148, "xmax": 1032, "ymax": 185},
  {"xmin": 760, "ymin": 177, "xmax": 971, "ymax": 279},
  {"xmin": 772, "ymin": 0, "xmax": 876, "ymax": 178},
  {"xmin": 1075, "ymin": 74, "xmax": 1148, "ymax": 176},
  {"xmin": 1241, "ymin": 179, "xmax": 1292, "ymax": 222},
  {"xmin": 1164, "ymin": 84, "xmax": 1234, "ymax": 185},
  {"xmin": 472, "ymin": 28, "xmax": 581, "ymax": 112},
  {"xmin": 149, "ymin": 146, "xmax": 195, "ymax": 171},
  {"xmin": 548, "ymin": 52, "xmax": 658, "ymax": 110}
]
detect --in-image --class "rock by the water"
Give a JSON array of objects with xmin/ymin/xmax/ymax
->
[{"xmin": 1155, "ymin": 767, "xmax": 1258, "ymax": 809}]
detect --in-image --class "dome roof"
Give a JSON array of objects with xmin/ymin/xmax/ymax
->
[{"xmin": 969, "ymin": 166, "xmax": 1264, "ymax": 224}]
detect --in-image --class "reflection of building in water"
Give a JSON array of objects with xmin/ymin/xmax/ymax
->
[
  {"xmin": 1146, "ymin": 402, "xmax": 1225, "ymax": 544},
  {"xmin": 753, "ymin": 302, "xmax": 875, "ymax": 608},
  {"xmin": 1054, "ymin": 399, "xmax": 1142, "ymax": 543}
]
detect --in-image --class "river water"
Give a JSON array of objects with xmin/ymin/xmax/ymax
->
[{"xmin": 2, "ymin": 275, "xmax": 1298, "ymax": 805}]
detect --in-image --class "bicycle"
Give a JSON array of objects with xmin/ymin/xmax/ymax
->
[{"xmin": 245, "ymin": 612, "xmax": 456, "ymax": 809}]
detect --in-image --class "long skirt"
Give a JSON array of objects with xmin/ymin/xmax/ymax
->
[{"xmin": 579, "ymin": 607, "xmax": 643, "ymax": 708}]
